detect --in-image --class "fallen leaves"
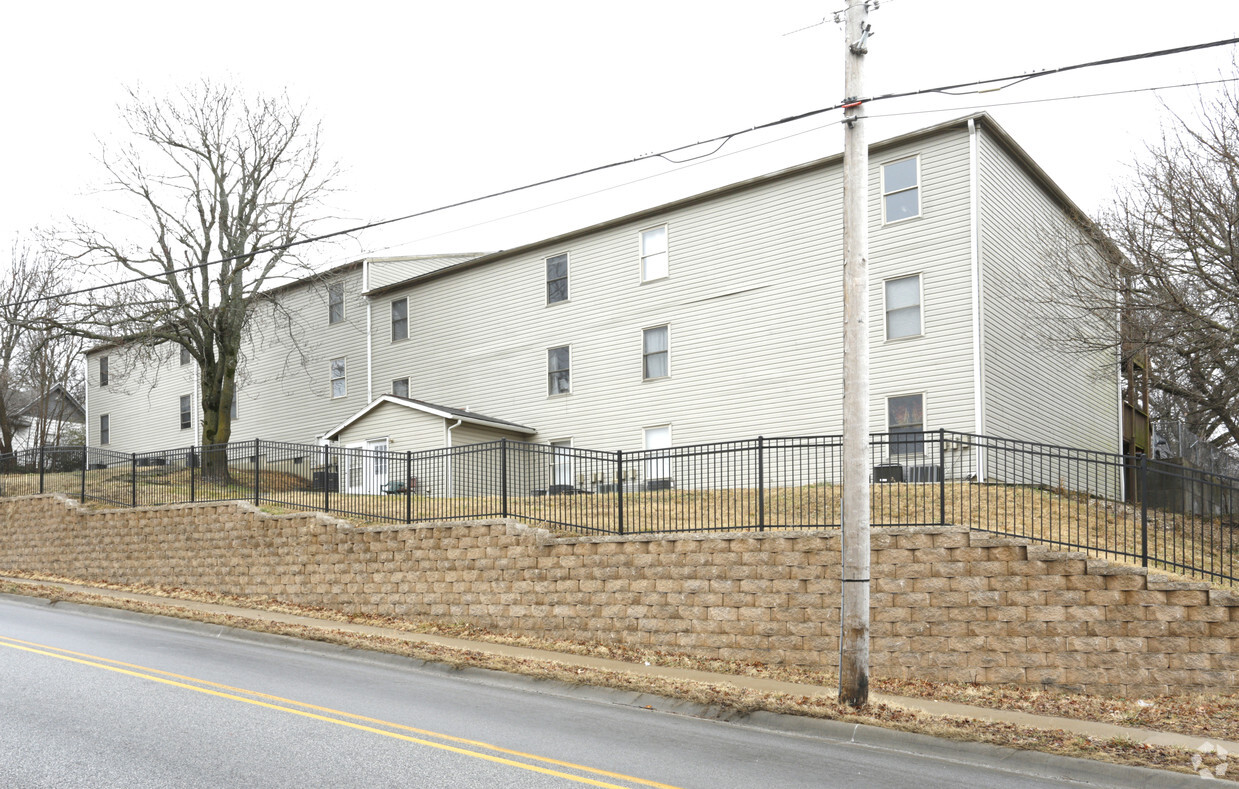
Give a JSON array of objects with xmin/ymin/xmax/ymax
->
[{"xmin": 2, "ymin": 572, "xmax": 1237, "ymax": 781}]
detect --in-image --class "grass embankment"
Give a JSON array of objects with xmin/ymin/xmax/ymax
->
[{"xmin": 4, "ymin": 465, "xmax": 1234, "ymax": 585}]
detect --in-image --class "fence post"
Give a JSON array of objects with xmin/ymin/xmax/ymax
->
[
  {"xmin": 80, "ymin": 446, "xmax": 86, "ymax": 503},
  {"xmin": 38, "ymin": 445, "xmax": 45, "ymax": 495},
  {"xmin": 500, "ymin": 438, "xmax": 508, "ymax": 518},
  {"xmin": 253, "ymin": 438, "xmax": 261, "ymax": 507},
  {"xmin": 323, "ymin": 443, "xmax": 331, "ymax": 514},
  {"xmin": 939, "ymin": 428, "xmax": 946, "ymax": 526},
  {"xmin": 190, "ymin": 445, "xmax": 196, "ymax": 503},
  {"xmin": 131, "ymin": 453, "xmax": 137, "ymax": 507},
  {"xmin": 1139, "ymin": 453, "xmax": 1149, "ymax": 568},
  {"xmin": 616, "ymin": 449, "xmax": 624, "ymax": 535},
  {"xmin": 405, "ymin": 450, "xmax": 412, "ymax": 524},
  {"xmin": 757, "ymin": 436, "xmax": 766, "ymax": 531}
]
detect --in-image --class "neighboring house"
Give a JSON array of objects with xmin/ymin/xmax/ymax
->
[
  {"xmin": 83, "ymin": 113, "xmax": 1121, "ymax": 483},
  {"xmin": 12, "ymin": 383, "xmax": 86, "ymax": 452}
]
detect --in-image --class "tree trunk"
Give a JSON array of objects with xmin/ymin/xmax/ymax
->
[{"xmin": 198, "ymin": 349, "xmax": 239, "ymax": 485}]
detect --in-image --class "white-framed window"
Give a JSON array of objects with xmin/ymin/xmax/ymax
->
[
  {"xmin": 330, "ymin": 358, "xmax": 347, "ymax": 399},
  {"xmin": 643, "ymin": 425, "xmax": 672, "ymax": 483},
  {"xmin": 99, "ymin": 414, "xmax": 110, "ymax": 445},
  {"xmin": 550, "ymin": 439, "xmax": 573, "ymax": 487},
  {"xmin": 882, "ymin": 156, "xmax": 920, "ymax": 223},
  {"xmin": 548, "ymin": 346, "xmax": 571, "ymax": 396},
  {"xmin": 884, "ymin": 273, "xmax": 923, "ymax": 340},
  {"xmin": 887, "ymin": 393, "xmax": 925, "ymax": 455},
  {"xmin": 230, "ymin": 393, "xmax": 239, "ymax": 420},
  {"xmin": 391, "ymin": 298, "xmax": 408, "ymax": 341},
  {"xmin": 640, "ymin": 225, "xmax": 668, "ymax": 282},
  {"xmin": 99, "ymin": 355, "xmax": 109, "ymax": 386},
  {"xmin": 328, "ymin": 283, "xmax": 345, "ymax": 324},
  {"xmin": 180, "ymin": 395, "xmax": 192, "ymax": 430},
  {"xmin": 642, "ymin": 325, "xmax": 669, "ymax": 380},
  {"xmin": 392, "ymin": 378, "xmax": 409, "ymax": 398},
  {"xmin": 180, "ymin": 346, "xmax": 192, "ymax": 366},
  {"xmin": 546, "ymin": 253, "xmax": 568, "ymax": 304}
]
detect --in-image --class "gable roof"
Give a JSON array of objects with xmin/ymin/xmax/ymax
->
[
  {"xmin": 13, "ymin": 383, "xmax": 86, "ymax": 423},
  {"xmin": 85, "ymin": 253, "xmax": 492, "ymax": 356},
  {"xmin": 322, "ymin": 394, "xmax": 536, "ymax": 440},
  {"xmin": 366, "ymin": 112, "xmax": 1092, "ymax": 299}
]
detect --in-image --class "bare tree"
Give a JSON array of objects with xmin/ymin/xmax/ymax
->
[
  {"xmin": 1045, "ymin": 77, "xmax": 1239, "ymax": 452},
  {"xmin": 0, "ymin": 243, "xmax": 79, "ymax": 455},
  {"xmin": 47, "ymin": 81, "xmax": 337, "ymax": 480}
]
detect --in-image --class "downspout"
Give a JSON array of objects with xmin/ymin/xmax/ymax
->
[
  {"xmin": 1116, "ymin": 298, "xmax": 1127, "ymax": 501},
  {"xmin": 445, "ymin": 418, "xmax": 463, "ymax": 497},
  {"xmin": 364, "ymin": 258, "xmax": 373, "ymax": 403},
  {"xmin": 968, "ymin": 118, "xmax": 986, "ymax": 481},
  {"xmin": 195, "ymin": 358, "xmax": 202, "ymax": 447},
  {"xmin": 83, "ymin": 359, "xmax": 89, "ymax": 446}
]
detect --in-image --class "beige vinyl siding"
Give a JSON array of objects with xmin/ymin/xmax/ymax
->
[
  {"xmin": 367, "ymin": 254, "xmax": 485, "ymax": 291},
  {"xmin": 449, "ymin": 421, "xmax": 529, "ymax": 447},
  {"xmin": 84, "ymin": 344, "xmax": 197, "ymax": 455},
  {"xmin": 226, "ymin": 270, "xmax": 371, "ymax": 445},
  {"xmin": 976, "ymin": 125, "xmax": 1120, "ymax": 455},
  {"xmin": 869, "ymin": 129, "xmax": 978, "ymax": 446},
  {"xmin": 370, "ymin": 128, "xmax": 979, "ymax": 456},
  {"xmin": 335, "ymin": 402, "xmax": 445, "ymax": 453},
  {"xmin": 82, "ymin": 270, "xmax": 372, "ymax": 454}
]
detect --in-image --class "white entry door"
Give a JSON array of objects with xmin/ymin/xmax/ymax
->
[
  {"xmin": 551, "ymin": 440, "xmax": 573, "ymax": 488},
  {"xmin": 346, "ymin": 438, "xmax": 390, "ymax": 494}
]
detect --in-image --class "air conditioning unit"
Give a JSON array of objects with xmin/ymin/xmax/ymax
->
[
  {"xmin": 904, "ymin": 464, "xmax": 943, "ymax": 483},
  {"xmin": 873, "ymin": 464, "xmax": 903, "ymax": 483}
]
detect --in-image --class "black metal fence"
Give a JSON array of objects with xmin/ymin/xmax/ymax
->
[{"xmin": 2, "ymin": 430, "xmax": 1236, "ymax": 584}]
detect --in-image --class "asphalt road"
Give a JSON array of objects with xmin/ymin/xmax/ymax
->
[{"xmin": 0, "ymin": 597, "xmax": 1165, "ymax": 788}]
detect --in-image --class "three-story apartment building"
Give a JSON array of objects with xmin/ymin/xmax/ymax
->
[{"xmin": 84, "ymin": 114, "xmax": 1121, "ymax": 471}]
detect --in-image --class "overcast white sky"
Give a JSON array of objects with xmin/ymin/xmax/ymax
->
[{"xmin": 2, "ymin": 0, "xmax": 1237, "ymax": 275}]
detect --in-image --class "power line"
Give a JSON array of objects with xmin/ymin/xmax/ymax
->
[
  {"xmin": 356, "ymin": 114, "xmax": 840, "ymax": 259},
  {"xmin": 869, "ymin": 37, "xmax": 1239, "ymax": 100},
  {"xmin": 353, "ymin": 74, "xmax": 1239, "ymax": 260},
  {"xmin": 863, "ymin": 77, "xmax": 1239, "ymax": 120},
  {"xmin": 3, "ymin": 35, "xmax": 1237, "ymax": 311}
]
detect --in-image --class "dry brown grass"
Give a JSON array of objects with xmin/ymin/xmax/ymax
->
[
  {"xmin": 0, "ymin": 572, "xmax": 1230, "ymax": 781},
  {"xmin": 3, "ymin": 468, "xmax": 1235, "ymax": 584}
]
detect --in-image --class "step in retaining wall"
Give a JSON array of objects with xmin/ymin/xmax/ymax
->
[{"xmin": 1, "ymin": 494, "xmax": 1235, "ymax": 696}]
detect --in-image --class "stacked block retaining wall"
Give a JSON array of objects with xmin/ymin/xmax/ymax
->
[{"xmin": 1, "ymin": 494, "xmax": 1235, "ymax": 696}]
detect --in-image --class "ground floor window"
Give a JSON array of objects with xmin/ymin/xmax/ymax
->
[{"xmin": 888, "ymin": 393, "xmax": 925, "ymax": 455}]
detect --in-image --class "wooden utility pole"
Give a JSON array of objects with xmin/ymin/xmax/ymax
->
[{"xmin": 839, "ymin": 0, "xmax": 871, "ymax": 709}]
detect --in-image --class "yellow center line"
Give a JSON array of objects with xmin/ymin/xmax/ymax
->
[{"xmin": 0, "ymin": 636, "xmax": 682, "ymax": 789}]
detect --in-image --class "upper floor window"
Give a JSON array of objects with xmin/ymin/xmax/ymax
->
[
  {"xmin": 882, "ymin": 156, "xmax": 920, "ymax": 223},
  {"xmin": 392, "ymin": 378, "xmax": 410, "ymax": 398},
  {"xmin": 643, "ymin": 326, "xmax": 669, "ymax": 380},
  {"xmin": 328, "ymin": 283, "xmax": 345, "ymax": 324},
  {"xmin": 546, "ymin": 253, "xmax": 568, "ymax": 304},
  {"xmin": 330, "ymin": 358, "xmax": 347, "ymax": 399},
  {"xmin": 180, "ymin": 395, "xmax": 192, "ymax": 430},
  {"xmin": 99, "ymin": 414, "xmax": 110, "ymax": 445},
  {"xmin": 230, "ymin": 394, "xmax": 239, "ymax": 420},
  {"xmin": 641, "ymin": 226, "xmax": 668, "ymax": 282},
  {"xmin": 548, "ymin": 346, "xmax": 571, "ymax": 396},
  {"xmin": 180, "ymin": 346, "xmax": 192, "ymax": 366},
  {"xmin": 391, "ymin": 298, "xmax": 408, "ymax": 341},
  {"xmin": 99, "ymin": 356, "xmax": 109, "ymax": 386},
  {"xmin": 885, "ymin": 274, "xmax": 923, "ymax": 339}
]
